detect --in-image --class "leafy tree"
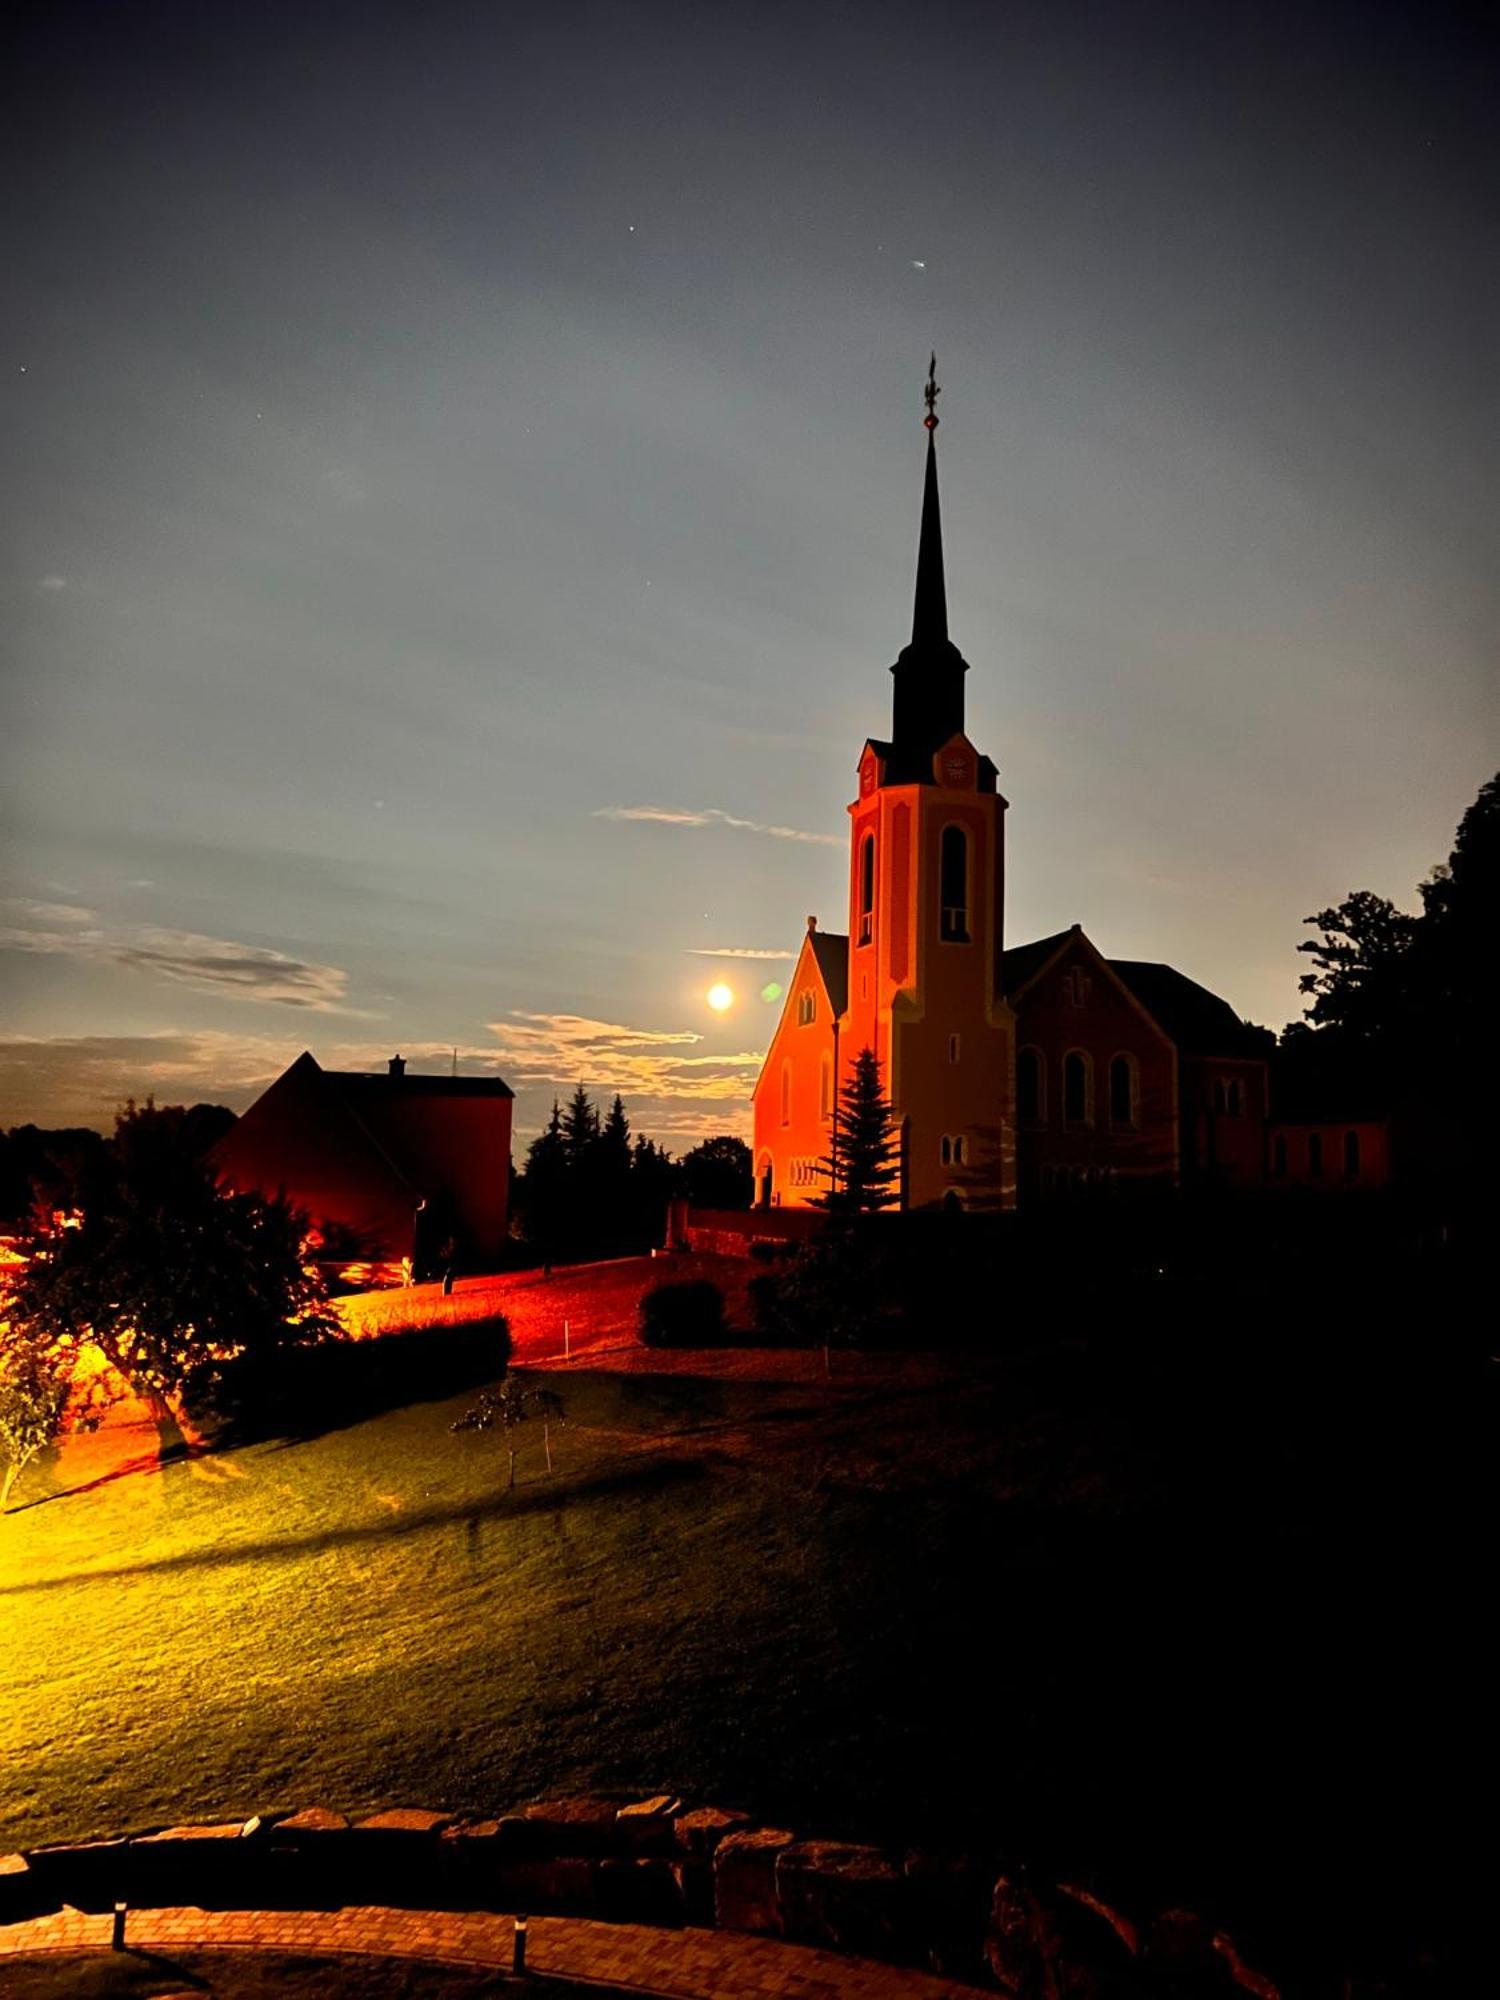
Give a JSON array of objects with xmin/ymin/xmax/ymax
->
[
  {"xmin": 677, "ymin": 1135, "xmax": 753, "ymax": 1210},
  {"xmin": 1285, "ymin": 770, "xmax": 1498, "ymax": 1215},
  {"xmin": 815, "ymin": 1047, "xmax": 901, "ymax": 1212},
  {"xmin": 0, "ymin": 1341, "xmax": 71, "ymax": 1509},
  {"xmin": 4, "ymin": 1102, "xmax": 337, "ymax": 1430},
  {"xmin": 1297, "ymin": 891, "xmax": 1420, "ymax": 1042}
]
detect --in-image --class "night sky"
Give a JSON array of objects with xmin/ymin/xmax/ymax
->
[{"xmin": 3, "ymin": 0, "xmax": 1495, "ymax": 1144}]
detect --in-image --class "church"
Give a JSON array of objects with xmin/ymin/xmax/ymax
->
[{"xmin": 751, "ymin": 366, "xmax": 1271, "ymax": 1211}]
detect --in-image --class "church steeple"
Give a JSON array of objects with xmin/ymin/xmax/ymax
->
[
  {"xmin": 890, "ymin": 355, "xmax": 968, "ymax": 765},
  {"xmin": 913, "ymin": 354, "xmax": 948, "ymax": 645}
]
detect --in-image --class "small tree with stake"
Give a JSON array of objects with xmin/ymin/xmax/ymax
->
[
  {"xmin": 814, "ymin": 1046, "xmax": 901, "ymax": 1213},
  {"xmin": 451, "ymin": 1379, "xmax": 566, "ymax": 1488}
]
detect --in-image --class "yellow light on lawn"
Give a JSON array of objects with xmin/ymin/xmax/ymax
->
[{"xmin": 706, "ymin": 982, "xmax": 734, "ymax": 1014}]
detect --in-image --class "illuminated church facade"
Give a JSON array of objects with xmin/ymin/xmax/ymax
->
[{"xmin": 751, "ymin": 368, "xmax": 1271, "ymax": 1211}]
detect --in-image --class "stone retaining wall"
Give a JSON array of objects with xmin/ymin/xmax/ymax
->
[{"xmin": 1, "ymin": 1793, "xmax": 1284, "ymax": 1997}]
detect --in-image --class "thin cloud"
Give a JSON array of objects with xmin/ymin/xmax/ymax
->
[
  {"xmin": 39, "ymin": 574, "xmax": 67, "ymax": 591},
  {"xmin": 687, "ymin": 946, "xmax": 796, "ymax": 960},
  {"xmin": 113, "ymin": 932, "xmax": 354, "ymax": 1011},
  {"xmin": 594, "ymin": 805, "xmax": 842, "ymax": 848},
  {"xmin": 486, "ymin": 1010, "xmax": 763, "ymax": 1110},
  {"xmin": 0, "ymin": 900, "xmax": 361, "ymax": 1014}
]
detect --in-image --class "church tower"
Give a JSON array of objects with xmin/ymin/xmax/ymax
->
[
  {"xmin": 752, "ymin": 362, "xmax": 1016, "ymax": 1210},
  {"xmin": 840, "ymin": 360, "xmax": 1015, "ymax": 1208}
]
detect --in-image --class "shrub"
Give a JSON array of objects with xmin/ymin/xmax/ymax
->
[
  {"xmin": 204, "ymin": 1315, "xmax": 512, "ymax": 1439},
  {"xmin": 638, "ymin": 1279, "xmax": 726, "ymax": 1348}
]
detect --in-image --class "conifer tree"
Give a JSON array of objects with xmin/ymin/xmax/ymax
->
[
  {"xmin": 560, "ymin": 1084, "xmax": 600, "ymax": 1166},
  {"xmin": 815, "ymin": 1047, "xmax": 901, "ymax": 1212}
]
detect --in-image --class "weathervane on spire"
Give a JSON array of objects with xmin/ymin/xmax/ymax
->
[{"xmin": 923, "ymin": 352, "xmax": 941, "ymax": 431}]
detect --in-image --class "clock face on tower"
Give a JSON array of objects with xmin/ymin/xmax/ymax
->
[{"xmin": 943, "ymin": 753, "xmax": 971, "ymax": 787}]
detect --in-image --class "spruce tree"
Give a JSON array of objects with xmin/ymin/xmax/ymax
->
[
  {"xmin": 560, "ymin": 1084, "xmax": 600, "ymax": 1166},
  {"xmin": 816, "ymin": 1047, "xmax": 901, "ymax": 1212}
]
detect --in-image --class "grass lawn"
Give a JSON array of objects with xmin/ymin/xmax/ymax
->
[{"xmin": 2, "ymin": 1302, "xmax": 1488, "ymax": 1982}]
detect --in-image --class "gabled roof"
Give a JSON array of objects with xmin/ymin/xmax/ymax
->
[
  {"xmin": 1108, "ymin": 960, "xmax": 1265, "ymax": 1059},
  {"xmin": 1000, "ymin": 929, "xmax": 1075, "ymax": 998},
  {"xmin": 327, "ymin": 1070, "xmax": 514, "ymax": 1101},
  {"xmin": 807, "ymin": 929, "xmax": 849, "ymax": 1018}
]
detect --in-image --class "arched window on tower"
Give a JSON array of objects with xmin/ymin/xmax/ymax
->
[
  {"xmin": 1018, "ymin": 1047, "xmax": 1044, "ymax": 1126},
  {"xmin": 780, "ymin": 1062, "xmax": 792, "ymax": 1128},
  {"xmin": 858, "ymin": 833, "xmax": 875, "ymax": 945},
  {"xmin": 939, "ymin": 825, "xmax": 970, "ymax": 942},
  {"xmin": 819, "ymin": 1053, "xmax": 833, "ymax": 1122},
  {"xmin": 1063, "ymin": 1050, "xmax": 1092, "ymax": 1127}
]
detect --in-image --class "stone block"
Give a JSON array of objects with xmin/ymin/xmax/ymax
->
[
  {"xmin": 513, "ymin": 1797, "xmax": 624, "ymax": 1857},
  {"xmin": 127, "ymin": 1822, "xmax": 257, "ymax": 1909},
  {"xmin": 0, "ymin": 1853, "xmax": 49, "ymax": 1925},
  {"xmin": 674, "ymin": 1805, "xmax": 752, "ymax": 1858},
  {"xmin": 492, "ymin": 1853, "xmax": 598, "ymax": 1913},
  {"xmin": 713, "ymin": 1826, "xmax": 796, "ymax": 1935},
  {"xmin": 356, "ymin": 1809, "xmax": 453, "ymax": 1835},
  {"xmin": 596, "ymin": 1855, "xmax": 687, "ymax": 1925},
  {"xmin": 775, "ymin": 1839, "xmax": 908, "ymax": 1958},
  {"xmin": 671, "ymin": 1856, "xmax": 716, "ymax": 1926},
  {"xmin": 22, "ymin": 1838, "xmax": 132, "ymax": 1914},
  {"xmin": 903, "ymin": 1850, "xmax": 994, "ymax": 1981},
  {"xmin": 614, "ymin": 1795, "xmax": 682, "ymax": 1854},
  {"xmin": 1141, "ymin": 1909, "xmax": 1244, "ymax": 1996},
  {"xmin": 986, "ymin": 1876, "xmax": 1139, "ymax": 1998},
  {"xmin": 268, "ymin": 1807, "xmax": 351, "ymax": 1835}
]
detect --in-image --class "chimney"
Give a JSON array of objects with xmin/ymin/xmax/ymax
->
[
  {"xmin": 388, "ymin": 1054, "xmax": 406, "ymax": 1077},
  {"xmin": 807, "ymin": 914, "xmax": 818, "ymax": 932}
]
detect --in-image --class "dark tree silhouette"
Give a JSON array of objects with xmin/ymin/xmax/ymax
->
[
  {"xmin": 1283, "ymin": 769, "xmax": 1498, "ymax": 1215},
  {"xmin": 561, "ymin": 1084, "xmax": 600, "ymax": 1166},
  {"xmin": 816, "ymin": 1047, "xmax": 901, "ymax": 1212},
  {"xmin": 677, "ymin": 1134, "xmax": 753, "ymax": 1209},
  {"xmin": 4, "ymin": 1102, "xmax": 336, "ymax": 1436}
]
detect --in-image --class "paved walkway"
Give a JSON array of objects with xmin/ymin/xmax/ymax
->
[{"xmin": 0, "ymin": 1904, "xmax": 981, "ymax": 1997}]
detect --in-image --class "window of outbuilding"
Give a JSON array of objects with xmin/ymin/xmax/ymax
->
[
  {"xmin": 1344, "ymin": 1129, "xmax": 1360, "ymax": 1180},
  {"xmin": 1308, "ymin": 1132, "xmax": 1323, "ymax": 1179},
  {"xmin": 1064, "ymin": 1051, "xmax": 1092, "ymax": 1126},
  {"xmin": 1109, "ymin": 1054, "xmax": 1137, "ymax": 1129}
]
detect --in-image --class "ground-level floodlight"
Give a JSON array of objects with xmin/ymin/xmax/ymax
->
[
  {"xmin": 111, "ymin": 1901, "xmax": 127, "ymax": 1951},
  {"xmin": 513, "ymin": 1913, "xmax": 528, "ymax": 1973}
]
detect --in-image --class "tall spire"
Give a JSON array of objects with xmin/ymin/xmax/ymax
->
[
  {"xmin": 912, "ymin": 354, "xmax": 948, "ymax": 644},
  {"xmin": 890, "ymin": 353, "xmax": 967, "ymax": 764}
]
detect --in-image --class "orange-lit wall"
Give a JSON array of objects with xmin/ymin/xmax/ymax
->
[
  {"xmin": 1267, "ymin": 1119, "xmax": 1390, "ymax": 1191},
  {"xmin": 1012, "ymin": 935, "xmax": 1179, "ymax": 1195},
  {"xmin": 354, "ymin": 1092, "xmax": 512, "ymax": 1260},
  {"xmin": 1180, "ymin": 1057, "xmax": 1270, "ymax": 1187},
  {"xmin": 751, "ymin": 932, "xmax": 838, "ymax": 1207},
  {"xmin": 213, "ymin": 1060, "xmax": 419, "ymax": 1260},
  {"xmin": 842, "ymin": 735, "xmax": 1014, "ymax": 1210}
]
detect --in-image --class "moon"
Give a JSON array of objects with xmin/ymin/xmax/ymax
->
[{"xmin": 706, "ymin": 982, "xmax": 734, "ymax": 1014}]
